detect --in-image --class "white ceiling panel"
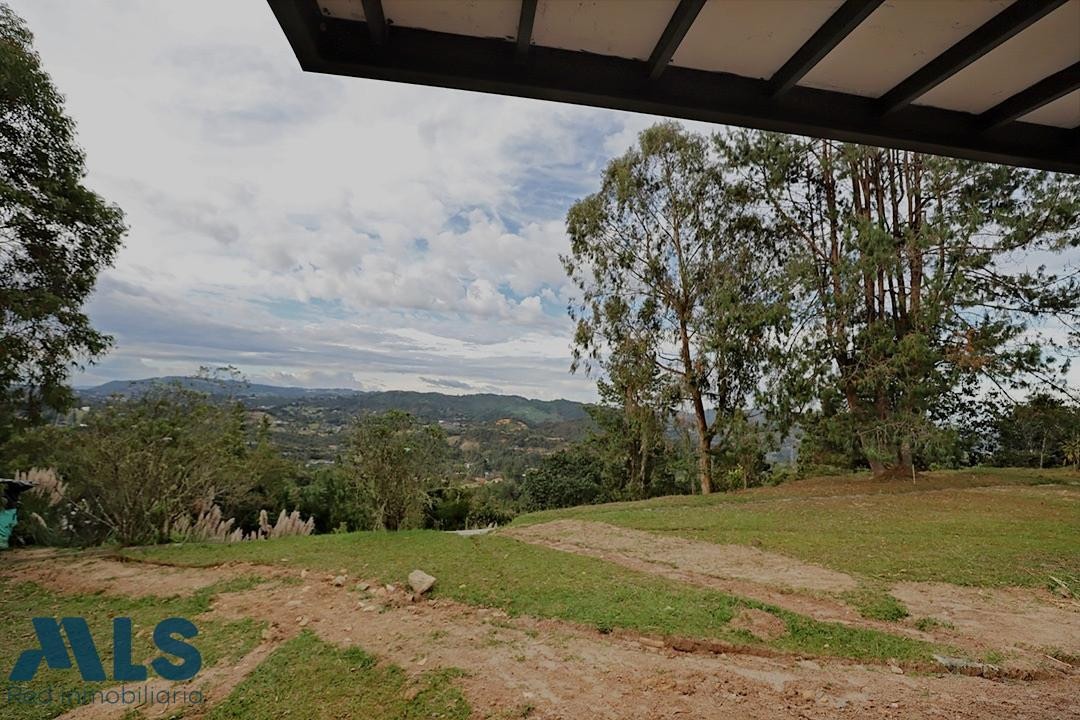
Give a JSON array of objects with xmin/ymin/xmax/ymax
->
[
  {"xmin": 799, "ymin": 0, "xmax": 1012, "ymax": 98},
  {"xmin": 1018, "ymin": 88, "xmax": 1080, "ymax": 128},
  {"xmin": 670, "ymin": 0, "xmax": 844, "ymax": 78},
  {"xmin": 916, "ymin": 0, "xmax": 1080, "ymax": 114},
  {"xmin": 318, "ymin": 0, "xmax": 366, "ymax": 22},
  {"xmin": 383, "ymin": 0, "xmax": 521, "ymax": 40},
  {"xmin": 532, "ymin": 0, "xmax": 678, "ymax": 60}
]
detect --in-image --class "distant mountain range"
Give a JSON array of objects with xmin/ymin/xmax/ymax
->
[
  {"xmin": 76, "ymin": 377, "xmax": 588, "ymax": 427},
  {"xmin": 80, "ymin": 376, "xmax": 359, "ymax": 400}
]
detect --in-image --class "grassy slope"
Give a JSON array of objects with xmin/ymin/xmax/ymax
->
[
  {"xmin": 0, "ymin": 578, "xmax": 264, "ymax": 720},
  {"xmin": 128, "ymin": 530, "xmax": 938, "ymax": 664},
  {"xmin": 513, "ymin": 467, "xmax": 1080, "ymax": 588},
  {"xmin": 10, "ymin": 468, "xmax": 1074, "ymax": 719},
  {"xmin": 114, "ymin": 469, "xmax": 1077, "ymax": 668},
  {"xmin": 205, "ymin": 632, "xmax": 470, "ymax": 720}
]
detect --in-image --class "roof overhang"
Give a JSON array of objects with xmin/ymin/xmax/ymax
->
[{"xmin": 268, "ymin": 0, "xmax": 1080, "ymax": 174}]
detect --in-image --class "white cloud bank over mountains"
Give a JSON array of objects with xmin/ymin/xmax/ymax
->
[{"xmin": 13, "ymin": 0, "xmax": 698, "ymax": 401}]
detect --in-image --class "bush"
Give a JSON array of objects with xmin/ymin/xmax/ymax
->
[
  {"xmin": 520, "ymin": 446, "xmax": 603, "ymax": 511},
  {"xmin": 296, "ymin": 465, "xmax": 374, "ymax": 533},
  {"xmin": 345, "ymin": 411, "xmax": 450, "ymax": 530},
  {"xmin": 4, "ymin": 383, "xmax": 297, "ymax": 546},
  {"xmin": 764, "ymin": 463, "xmax": 797, "ymax": 486}
]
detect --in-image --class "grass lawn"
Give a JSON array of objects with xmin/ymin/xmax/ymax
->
[
  {"xmin": 205, "ymin": 632, "xmax": 470, "ymax": 720},
  {"xmin": 512, "ymin": 468, "xmax": 1080, "ymax": 588},
  {"xmin": 0, "ymin": 577, "xmax": 264, "ymax": 720},
  {"xmin": 102, "ymin": 469, "xmax": 1076, "ymax": 672},
  {"xmin": 127, "ymin": 531, "xmax": 939, "ymax": 664},
  {"xmin": 5, "ymin": 469, "xmax": 1075, "ymax": 718}
]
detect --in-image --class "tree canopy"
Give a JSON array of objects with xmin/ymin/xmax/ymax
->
[
  {"xmin": 563, "ymin": 123, "xmax": 786, "ymax": 493},
  {"xmin": 729, "ymin": 133, "xmax": 1080, "ymax": 474},
  {"xmin": 0, "ymin": 4, "xmax": 125, "ymax": 438}
]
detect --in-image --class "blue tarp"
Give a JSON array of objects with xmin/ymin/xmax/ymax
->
[{"xmin": 0, "ymin": 508, "xmax": 16, "ymax": 549}]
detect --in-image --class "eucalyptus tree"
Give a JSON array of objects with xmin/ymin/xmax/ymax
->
[
  {"xmin": 564, "ymin": 123, "xmax": 786, "ymax": 494},
  {"xmin": 0, "ymin": 5, "xmax": 125, "ymax": 437},
  {"xmin": 730, "ymin": 133, "xmax": 1080, "ymax": 475}
]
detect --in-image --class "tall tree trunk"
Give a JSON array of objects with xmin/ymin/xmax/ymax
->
[
  {"xmin": 841, "ymin": 375, "xmax": 887, "ymax": 475},
  {"xmin": 697, "ymin": 439, "xmax": 712, "ymax": 495},
  {"xmin": 899, "ymin": 438, "xmax": 914, "ymax": 476}
]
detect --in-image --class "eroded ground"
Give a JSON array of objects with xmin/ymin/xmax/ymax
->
[
  {"xmin": 506, "ymin": 519, "xmax": 1080, "ymax": 669},
  {"xmin": 2, "ymin": 548, "xmax": 1078, "ymax": 720}
]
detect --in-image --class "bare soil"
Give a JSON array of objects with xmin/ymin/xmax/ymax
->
[
  {"xmin": 0, "ymin": 554, "xmax": 231, "ymax": 597},
  {"xmin": 892, "ymin": 581, "xmax": 1080, "ymax": 655},
  {"xmin": 506, "ymin": 520, "xmax": 1080, "ymax": 673},
  {"xmin": 506, "ymin": 520, "xmax": 858, "ymax": 593},
  {"xmin": 5, "ymin": 553, "xmax": 1078, "ymax": 720}
]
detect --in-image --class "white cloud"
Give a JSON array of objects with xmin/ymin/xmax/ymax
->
[{"xmin": 7, "ymin": 0, "xmax": 682, "ymax": 401}]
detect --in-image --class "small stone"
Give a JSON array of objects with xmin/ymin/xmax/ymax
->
[
  {"xmin": 332, "ymin": 575, "xmax": 346, "ymax": 587},
  {"xmin": 932, "ymin": 654, "xmax": 999, "ymax": 674},
  {"xmin": 300, "ymin": 569, "xmax": 309, "ymax": 578},
  {"xmin": 355, "ymin": 581, "xmax": 371, "ymax": 591},
  {"xmin": 408, "ymin": 570, "xmax": 437, "ymax": 595},
  {"xmin": 298, "ymin": 617, "xmax": 309, "ymax": 627},
  {"xmin": 890, "ymin": 665, "xmax": 904, "ymax": 675}
]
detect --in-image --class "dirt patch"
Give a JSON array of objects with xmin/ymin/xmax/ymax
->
[
  {"xmin": 730, "ymin": 608, "xmax": 787, "ymax": 642},
  {"xmin": 17, "ymin": 556, "xmax": 1075, "ymax": 720},
  {"xmin": 508, "ymin": 521, "xmax": 870, "ymax": 628},
  {"xmin": 505, "ymin": 520, "xmax": 858, "ymax": 593},
  {"xmin": 0, "ymin": 556, "xmax": 231, "ymax": 597},
  {"xmin": 503, "ymin": 520, "xmax": 1079, "ymax": 672},
  {"xmin": 892, "ymin": 581, "xmax": 1080, "ymax": 655},
  {"xmin": 56, "ymin": 638, "xmax": 283, "ymax": 720}
]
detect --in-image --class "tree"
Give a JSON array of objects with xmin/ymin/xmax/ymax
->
[
  {"xmin": 1063, "ymin": 435, "xmax": 1080, "ymax": 470},
  {"xmin": 345, "ymin": 411, "xmax": 449, "ymax": 530},
  {"xmin": 20, "ymin": 384, "xmax": 256, "ymax": 545},
  {"xmin": 583, "ymin": 402, "xmax": 666, "ymax": 501},
  {"xmin": 520, "ymin": 445, "xmax": 603, "ymax": 511},
  {"xmin": 991, "ymin": 393, "xmax": 1080, "ymax": 468},
  {"xmin": 731, "ymin": 134, "xmax": 1080, "ymax": 475},
  {"xmin": 564, "ymin": 122, "xmax": 785, "ymax": 494},
  {"xmin": 0, "ymin": 5, "xmax": 125, "ymax": 439}
]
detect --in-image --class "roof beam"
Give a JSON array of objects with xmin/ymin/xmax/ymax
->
[
  {"xmin": 268, "ymin": 4, "xmax": 1080, "ymax": 174},
  {"xmin": 516, "ymin": 0, "xmax": 537, "ymax": 63},
  {"xmin": 360, "ymin": 0, "xmax": 386, "ymax": 45},
  {"xmin": 980, "ymin": 62, "xmax": 1080, "ymax": 130},
  {"xmin": 879, "ymin": 0, "xmax": 1067, "ymax": 115},
  {"xmin": 646, "ymin": 0, "xmax": 706, "ymax": 80},
  {"xmin": 767, "ymin": 0, "xmax": 883, "ymax": 98}
]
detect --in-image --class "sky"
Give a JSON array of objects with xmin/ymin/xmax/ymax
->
[
  {"xmin": 11, "ymin": 1, "xmax": 1078, "ymax": 403},
  {"xmin": 12, "ymin": 0, "xmax": 705, "ymax": 402}
]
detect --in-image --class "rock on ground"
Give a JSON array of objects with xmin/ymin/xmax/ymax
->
[{"xmin": 408, "ymin": 569, "xmax": 436, "ymax": 595}]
